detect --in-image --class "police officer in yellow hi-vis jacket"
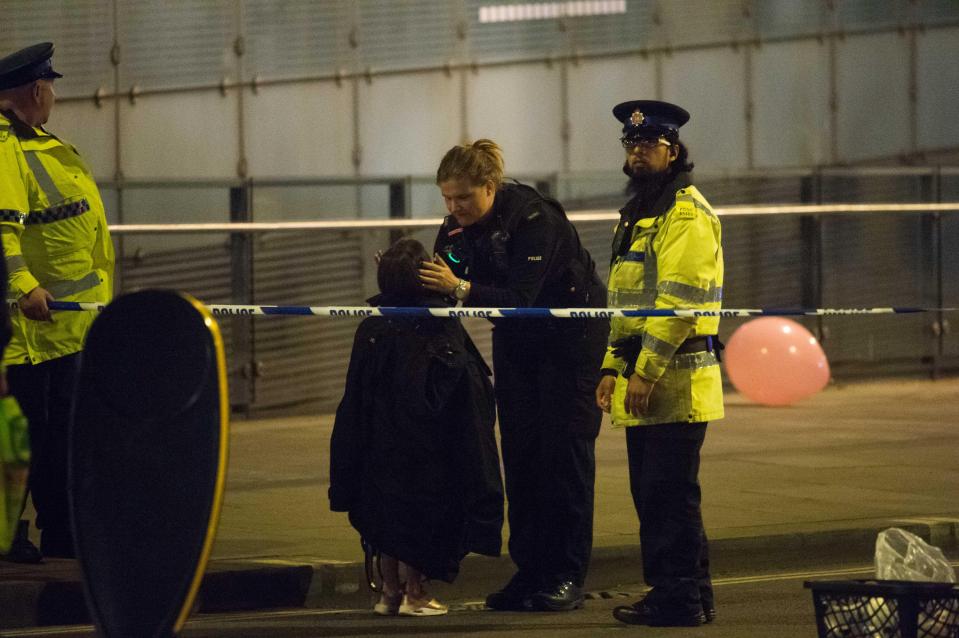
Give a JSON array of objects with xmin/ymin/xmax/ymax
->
[
  {"xmin": 0, "ymin": 42, "xmax": 114, "ymax": 560},
  {"xmin": 595, "ymin": 100, "xmax": 723, "ymax": 628}
]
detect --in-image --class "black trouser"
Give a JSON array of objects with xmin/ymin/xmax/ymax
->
[
  {"xmin": 625, "ymin": 421, "xmax": 712, "ymax": 613},
  {"xmin": 492, "ymin": 322, "xmax": 606, "ymax": 588},
  {"xmin": 7, "ymin": 353, "xmax": 81, "ymax": 556}
]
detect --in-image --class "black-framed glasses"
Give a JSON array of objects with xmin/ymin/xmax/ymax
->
[{"xmin": 620, "ymin": 136, "xmax": 671, "ymax": 150}]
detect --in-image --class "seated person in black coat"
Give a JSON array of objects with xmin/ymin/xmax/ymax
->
[{"xmin": 328, "ymin": 238, "xmax": 503, "ymax": 617}]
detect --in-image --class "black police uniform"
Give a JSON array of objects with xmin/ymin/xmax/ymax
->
[{"xmin": 433, "ymin": 181, "xmax": 609, "ymax": 606}]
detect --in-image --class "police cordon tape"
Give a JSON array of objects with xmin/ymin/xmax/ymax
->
[{"xmin": 18, "ymin": 301, "xmax": 957, "ymax": 319}]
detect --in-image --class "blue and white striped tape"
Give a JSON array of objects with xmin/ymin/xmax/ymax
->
[{"xmin": 22, "ymin": 300, "xmax": 955, "ymax": 319}]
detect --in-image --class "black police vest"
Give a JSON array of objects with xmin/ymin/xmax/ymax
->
[{"xmin": 437, "ymin": 182, "xmax": 602, "ymax": 308}]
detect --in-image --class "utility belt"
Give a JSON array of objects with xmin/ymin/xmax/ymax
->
[
  {"xmin": 675, "ymin": 335, "xmax": 724, "ymax": 361},
  {"xmin": 608, "ymin": 333, "xmax": 725, "ymax": 378}
]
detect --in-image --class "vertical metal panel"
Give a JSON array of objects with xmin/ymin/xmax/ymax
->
[
  {"xmin": 358, "ymin": 184, "xmax": 391, "ymax": 219},
  {"xmin": 465, "ymin": 65, "xmax": 563, "ymax": 174},
  {"xmin": 252, "ymin": 183, "xmax": 360, "ymax": 221},
  {"xmin": 820, "ymin": 213, "xmax": 933, "ymax": 363},
  {"xmin": 916, "ymin": 27, "xmax": 959, "ymax": 152},
  {"xmin": 119, "ymin": 92, "xmax": 239, "ymax": 179},
  {"xmin": 251, "ymin": 231, "xmax": 366, "ymax": 412},
  {"xmin": 465, "ymin": 0, "xmax": 569, "ymax": 62},
  {"xmin": 410, "ymin": 179, "xmax": 448, "ymax": 218},
  {"xmin": 720, "ymin": 215, "xmax": 804, "ymax": 307},
  {"xmin": 47, "ymin": 101, "xmax": 117, "ymax": 181},
  {"xmin": 939, "ymin": 172, "xmax": 959, "ymax": 359},
  {"xmin": 699, "ymin": 172, "xmax": 809, "ymax": 205},
  {"xmin": 244, "ymin": 83, "xmax": 355, "ymax": 178},
  {"xmin": 753, "ymin": 0, "xmax": 827, "ymax": 39},
  {"xmin": 752, "ymin": 40, "xmax": 831, "ymax": 168},
  {"xmin": 918, "ymin": 0, "xmax": 959, "ymax": 22},
  {"xmin": 819, "ymin": 171, "xmax": 925, "ymax": 203},
  {"xmin": 357, "ymin": 71, "xmax": 461, "ymax": 175},
  {"xmin": 356, "ymin": 0, "xmax": 461, "ymax": 70},
  {"xmin": 117, "ymin": 0, "xmax": 235, "ymax": 89},
  {"xmin": 0, "ymin": 0, "xmax": 114, "ymax": 97},
  {"xmin": 661, "ymin": 47, "xmax": 749, "ymax": 171},
  {"xmin": 243, "ymin": 0, "xmax": 353, "ymax": 79},
  {"xmin": 566, "ymin": 56, "xmax": 657, "ymax": 173},
  {"xmin": 835, "ymin": 32, "xmax": 912, "ymax": 163},
  {"xmin": 561, "ymin": 0, "xmax": 659, "ymax": 56},
  {"xmin": 942, "ymin": 211, "xmax": 959, "ymax": 358},
  {"xmin": 658, "ymin": 0, "xmax": 750, "ymax": 47},
  {"xmin": 123, "ymin": 182, "xmax": 234, "ymax": 231},
  {"xmin": 836, "ymin": 0, "xmax": 906, "ymax": 30}
]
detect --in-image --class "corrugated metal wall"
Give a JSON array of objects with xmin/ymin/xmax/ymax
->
[
  {"xmin": 250, "ymin": 230, "xmax": 365, "ymax": 411},
  {"xmin": 106, "ymin": 169, "xmax": 959, "ymax": 415}
]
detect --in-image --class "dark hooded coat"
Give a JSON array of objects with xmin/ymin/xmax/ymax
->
[{"xmin": 328, "ymin": 299, "xmax": 503, "ymax": 582}]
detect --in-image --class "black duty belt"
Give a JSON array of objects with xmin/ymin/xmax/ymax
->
[{"xmin": 676, "ymin": 335, "xmax": 724, "ymax": 360}]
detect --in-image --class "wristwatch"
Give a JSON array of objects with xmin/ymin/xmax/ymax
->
[{"xmin": 452, "ymin": 279, "xmax": 469, "ymax": 301}]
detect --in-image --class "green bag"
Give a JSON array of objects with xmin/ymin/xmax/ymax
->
[{"xmin": 0, "ymin": 395, "xmax": 30, "ymax": 553}]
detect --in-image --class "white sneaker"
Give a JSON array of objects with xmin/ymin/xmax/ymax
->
[
  {"xmin": 373, "ymin": 592, "xmax": 402, "ymax": 616},
  {"xmin": 398, "ymin": 595, "xmax": 449, "ymax": 616}
]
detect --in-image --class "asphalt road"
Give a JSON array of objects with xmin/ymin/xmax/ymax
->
[{"xmin": 0, "ymin": 564, "xmax": 883, "ymax": 638}]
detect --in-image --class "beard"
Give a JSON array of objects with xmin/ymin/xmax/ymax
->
[{"xmin": 623, "ymin": 161, "xmax": 673, "ymax": 201}]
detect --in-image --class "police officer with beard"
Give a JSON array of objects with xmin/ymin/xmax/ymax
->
[
  {"xmin": 419, "ymin": 139, "xmax": 608, "ymax": 612},
  {"xmin": 595, "ymin": 101, "xmax": 724, "ymax": 627}
]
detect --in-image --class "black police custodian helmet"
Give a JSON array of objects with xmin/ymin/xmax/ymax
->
[
  {"xmin": 613, "ymin": 99, "xmax": 689, "ymax": 143},
  {"xmin": 0, "ymin": 42, "xmax": 63, "ymax": 91}
]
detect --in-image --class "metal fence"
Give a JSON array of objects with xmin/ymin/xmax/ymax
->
[{"xmin": 103, "ymin": 167, "xmax": 959, "ymax": 415}]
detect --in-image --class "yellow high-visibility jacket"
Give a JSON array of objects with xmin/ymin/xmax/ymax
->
[
  {"xmin": 603, "ymin": 174, "xmax": 724, "ymax": 426},
  {"xmin": 0, "ymin": 111, "xmax": 114, "ymax": 366}
]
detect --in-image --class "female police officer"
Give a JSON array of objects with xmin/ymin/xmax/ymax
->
[{"xmin": 419, "ymin": 139, "xmax": 608, "ymax": 612}]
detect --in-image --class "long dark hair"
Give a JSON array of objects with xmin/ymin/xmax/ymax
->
[{"xmin": 669, "ymin": 140, "xmax": 695, "ymax": 176}]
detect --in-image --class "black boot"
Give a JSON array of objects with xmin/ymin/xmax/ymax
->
[
  {"xmin": 1, "ymin": 520, "xmax": 43, "ymax": 564},
  {"xmin": 613, "ymin": 597, "xmax": 705, "ymax": 627},
  {"xmin": 527, "ymin": 580, "xmax": 584, "ymax": 612},
  {"xmin": 485, "ymin": 573, "xmax": 538, "ymax": 611}
]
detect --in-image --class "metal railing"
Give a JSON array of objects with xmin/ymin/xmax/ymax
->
[{"xmin": 97, "ymin": 168, "xmax": 959, "ymax": 414}]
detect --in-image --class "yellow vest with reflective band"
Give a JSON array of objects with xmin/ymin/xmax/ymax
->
[
  {"xmin": 0, "ymin": 112, "xmax": 114, "ymax": 365},
  {"xmin": 603, "ymin": 184, "xmax": 724, "ymax": 426}
]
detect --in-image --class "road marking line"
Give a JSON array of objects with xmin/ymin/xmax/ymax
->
[{"xmin": 4, "ymin": 562, "xmax": 957, "ymax": 636}]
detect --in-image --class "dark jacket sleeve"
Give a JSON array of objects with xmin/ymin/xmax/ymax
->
[
  {"xmin": 328, "ymin": 323, "xmax": 371, "ymax": 512},
  {"xmin": 444, "ymin": 336, "xmax": 503, "ymax": 557},
  {"xmin": 466, "ymin": 206, "xmax": 568, "ymax": 308}
]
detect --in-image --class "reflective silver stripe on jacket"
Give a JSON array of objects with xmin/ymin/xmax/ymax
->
[
  {"xmin": 676, "ymin": 193, "xmax": 715, "ymax": 218},
  {"xmin": 24, "ymin": 151, "xmax": 64, "ymax": 204},
  {"xmin": 0, "ymin": 209, "xmax": 28, "ymax": 224},
  {"xmin": 658, "ymin": 280, "xmax": 723, "ymax": 305},
  {"xmin": 47, "ymin": 271, "xmax": 101, "ymax": 298},
  {"xmin": 608, "ymin": 288, "xmax": 657, "ymax": 308},
  {"xmin": 26, "ymin": 199, "xmax": 90, "ymax": 225},
  {"xmin": 644, "ymin": 229, "xmax": 659, "ymax": 291},
  {"xmin": 5, "ymin": 254, "xmax": 27, "ymax": 272},
  {"xmin": 642, "ymin": 332, "xmax": 680, "ymax": 358},
  {"xmin": 671, "ymin": 351, "xmax": 719, "ymax": 371}
]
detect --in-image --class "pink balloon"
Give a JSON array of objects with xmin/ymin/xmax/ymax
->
[{"xmin": 724, "ymin": 317, "xmax": 830, "ymax": 406}]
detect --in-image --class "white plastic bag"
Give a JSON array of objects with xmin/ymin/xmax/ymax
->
[{"xmin": 875, "ymin": 527, "xmax": 956, "ymax": 582}]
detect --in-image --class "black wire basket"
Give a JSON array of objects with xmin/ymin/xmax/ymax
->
[{"xmin": 805, "ymin": 580, "xmax": 959, "ymax": 638}]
